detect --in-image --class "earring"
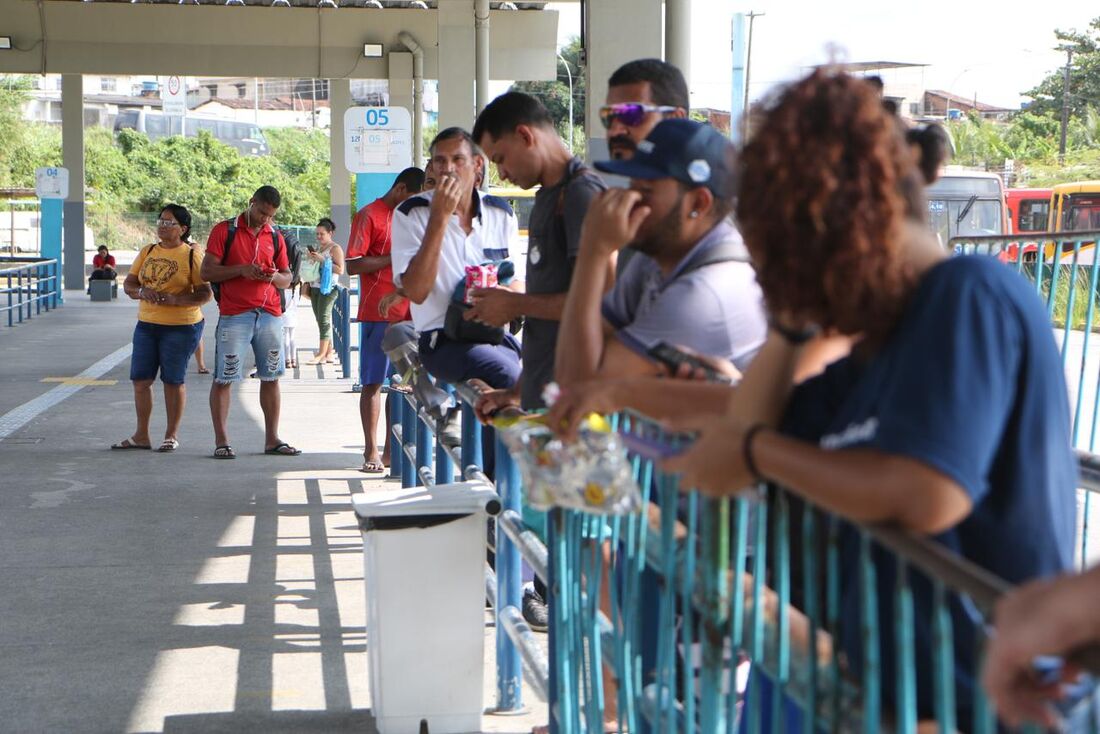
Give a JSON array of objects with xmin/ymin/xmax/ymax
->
[{"xmin": 689, "ymin": 211, "xmax": 699, "ymax": 219}]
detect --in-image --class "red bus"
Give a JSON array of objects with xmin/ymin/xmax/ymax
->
[{"xmin": 1005, "ymin": 188, "xmax": 1052, "ymax": 235}]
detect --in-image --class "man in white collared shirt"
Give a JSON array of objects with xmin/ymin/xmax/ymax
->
[{"xmin": 391, "ymin": 127, "xmax": 523, "ymax": 390}]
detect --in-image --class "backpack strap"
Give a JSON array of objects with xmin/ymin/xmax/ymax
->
[
  {"xmin": 553, "ymin": 163, "xmax": 598, "ymax": 254},
  {"xmin": 657, "ymin": 238, "xmax": 750, "ymax": 294},
  {"xmin": 223, "ymin": 219, "xmax": 236, "ymax": 262},
  {"xmin": 554, "ymin": 163, "xmax": 596, "ymax": 218}
]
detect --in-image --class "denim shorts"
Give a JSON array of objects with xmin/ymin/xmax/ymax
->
[
  {"xmin": 214, "ymin": 309, "xmax": 284, "ymax": 383},
  {"xmin": 130, "ymin": 320, "xmax": 204, "ymax": 385},
  {"xmin": 359, "ymin": 321, "xmax": 392, "ymax": 386}
]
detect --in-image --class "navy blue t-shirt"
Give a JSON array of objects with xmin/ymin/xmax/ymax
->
[{"xmin": 782, "ymin": 256, "xmax": 1076, "ymax": 722}]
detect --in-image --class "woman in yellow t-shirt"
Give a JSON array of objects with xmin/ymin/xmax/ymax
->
[{"xmin": 111, "ymin": 204, "xmax": 213, "ymax": 452}]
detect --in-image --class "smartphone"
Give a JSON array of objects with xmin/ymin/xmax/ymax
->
[
  {"xmin": 619, "ymin": 429, "xmax": 694, "ymax": 462},
  {"xmin": 647, "ymin": 342, "xmax": 734, "ymax": 384}
]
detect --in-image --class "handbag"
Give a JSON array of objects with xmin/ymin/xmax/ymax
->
[{"xmin": 443, "ymin": 301, "xmax": 505, "ymax": 345}]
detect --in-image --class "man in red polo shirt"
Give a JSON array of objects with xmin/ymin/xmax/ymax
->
[
  {"xmin": 345, "ymin": 166, "xmax": 425, "ymax": 473},
  {"xmin": 199, "ymin": 185, "xmax": 299, "ymax": 459}
]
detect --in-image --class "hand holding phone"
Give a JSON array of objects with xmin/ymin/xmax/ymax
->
[
  {"xmin": 619, "ymin": 430, "xmax": 694, "ymax": 461},
  {"xmin": 647, "ymin": 342, "xmax": 735, "ymax": 384}
]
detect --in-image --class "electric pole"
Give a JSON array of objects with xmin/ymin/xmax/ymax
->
[
  {"xmin": 1059, "ymin": 47, "xmax": 1073, "ymax": 164},
  {"xmin": 742, "ymin": 11, "xmax": 764, "ymax": 143}
]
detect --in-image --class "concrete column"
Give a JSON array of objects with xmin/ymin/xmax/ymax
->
[
  {"xmin": 329, "ymin": 78, "xmax": 353, "ymax": 237},
  {"xmin": 437, "ymin": 0, "xmax": 477, "ymax": 131},
  {"xmin": 474, "ymin": 0, "xmax": 490, "ymax": 114},
  {"xmin": 388, "ymin": 50, "xmax": 416, "ymax": 160},
  {"xmin": 665, "ymin": 0, "xmax": 691, "ymax": 87},
  {"xmin": 584, "ymin": 0, "xmax": 662, "ymax": 162},
  {"xmin": 61, "ymin": 74, "xmax": 85, "ymax": 291}
]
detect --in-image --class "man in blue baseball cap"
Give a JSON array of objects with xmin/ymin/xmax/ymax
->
[{"xmin": 555, "ymin": 118, "xmax": 767, "ymax": 386}]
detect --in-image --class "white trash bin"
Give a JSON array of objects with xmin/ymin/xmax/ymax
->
[{"xmin": 352, "ymin": 481, "xmax": 501, "ymax": 734}]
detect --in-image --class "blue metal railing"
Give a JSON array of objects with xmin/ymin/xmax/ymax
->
[
  {"xmin": 386, "ymin": 235, "xmax": 1100, "ymax": 732},
  {"xmin": 0, "ymin": 257, "xmax": 60, "ymax": 327},
  {"xmin": 543, "ymin": 416, "xmax": 1100, "ymax": 734},
  {"xmin": 331, "ymin": 286, "xmax": 353, "ymax": 379}
]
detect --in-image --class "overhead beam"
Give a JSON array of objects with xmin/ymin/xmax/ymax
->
[{"xmin": 0, "ymin": 1, "xmax": 557, "ymax": 81}]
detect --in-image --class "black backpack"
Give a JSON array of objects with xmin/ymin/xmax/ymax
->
[
  {"xmin": 280, "ymin": 227, "xmax": 308, "ymax": 287},
  {"xmin": 210, "ymin": 219, "xmax": 287, "ymax": 312}
]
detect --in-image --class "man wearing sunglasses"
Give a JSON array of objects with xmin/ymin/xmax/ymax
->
[
  {"xmin": 602, "ymin": 58, "xmax": 690, "ymax": 161},
  {"xmin": 555, "ymin": 119, "xmax": 767, "ymax": 388}
]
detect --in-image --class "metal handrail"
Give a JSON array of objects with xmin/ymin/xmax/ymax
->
[{"xmin": 1, "ymin": 258, "xmax": 60, "ymax": 327}]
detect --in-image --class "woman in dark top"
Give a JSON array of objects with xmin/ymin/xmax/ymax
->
[{"xmin": 667, "ymin": 69, "xmax": 1076, "ymax": 729}]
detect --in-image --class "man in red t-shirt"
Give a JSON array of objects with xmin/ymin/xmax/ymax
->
[
  {"xmin": 345, "ymin": 167, "xmax": 425, "ymax": 473},
  {"xmin": 199, "ymin": 185, "xmax": 299, "ymax": 459}
]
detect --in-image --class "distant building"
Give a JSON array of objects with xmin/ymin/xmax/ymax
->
[{"xmin": 921, "ymin": 90, "xmax": 1015, "ymax": 121}]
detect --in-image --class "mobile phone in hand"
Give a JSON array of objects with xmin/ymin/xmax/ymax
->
[
  {"xmin": 620, "ymin": 431, "xmax": 694, "ymax": 461},
  {"xmin": 647, "ymin": 342, "xmax": 733, "ymax": 384}
]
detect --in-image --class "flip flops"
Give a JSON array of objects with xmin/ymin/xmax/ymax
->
[
  {"xmin": 111, "ymin": 438, "xmax": 151, "ymax": 450},
  {"xmin": 157, "ymin": 438, "xmax": 179, "ymax": 453},
  {"xmin": 213, "ymin": 445, "xmax": 236, "ymax": 459},
  {"xmin": 265, "ymin": 442, "xmax": 302, "ymax": 456},
  {"xmin": 360, "ymin": 459, "xmax": 385, "ymax": 473}
]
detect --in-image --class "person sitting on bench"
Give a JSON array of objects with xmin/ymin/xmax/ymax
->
[{"xmin": 90, "ymin": 245, "xmax": 117, "ymax": 284}]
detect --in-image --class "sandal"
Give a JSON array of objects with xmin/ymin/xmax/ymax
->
[
  {"xmin": 197, "ymin": 367, "xmax": 210, "ymax": 374},
  {"xmin": 265, "ymin": 442, "xmax": 302, "ymax": 456},
  {"xmin": 213, "ymin": 445, "xmax": 236, "ymax": 459},
  {"xmin": 111, "ymin": 438, "xmax": 151, "ymax": 450},
  {"xmin": 157, "ymin": 438, "xmax": 179, "ymax": 453},
  {"xmin": 360, "ymin": 459, "xmax": 385, "ymax": 473}
]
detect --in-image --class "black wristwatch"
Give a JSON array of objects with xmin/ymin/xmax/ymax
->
[{"xmin": 768, "ymin": 317, "xmax": 819, "ymax": 345}]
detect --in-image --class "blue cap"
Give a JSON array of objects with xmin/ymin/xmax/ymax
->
[{"xmin": 594, "ymin": 119, "xmax": 737, "ymax": 200}]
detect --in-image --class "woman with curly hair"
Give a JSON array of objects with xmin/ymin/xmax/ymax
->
[{"xmin": 664, "ymin": 69, "xmax": 1075, "ymax": 728}]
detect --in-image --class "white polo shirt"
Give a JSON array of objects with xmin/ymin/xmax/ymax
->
[{"xmin": 391, "ymin": 188, "xmax": 520, "ymax": 332}]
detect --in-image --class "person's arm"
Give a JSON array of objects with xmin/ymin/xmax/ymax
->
[
  {"xmin": 346, "ymin": 255, "xmax": 393, "ymax": 276},
  {"xmin": 983, "ymin": 567, "xmax": 1100, "ymax": 728},
  {"xmin": 402, "ymin": 180, "xmax": 461, "ymax": 304},
  {"xmin": 163, "ymin": 284, "xmax": 213, "ymax": 307},
  {"xmin": 664, "ymin": 418, "xmax": 971, "ymax": 533},
  {"xmin": 329, "ymin": 245, "xmax": 345, "ymax": 276},
  {"xmin": 555, "ymin": 189, "xmax": 650, "ymax": 387},
  {"xmin": 548, "ymin": 377, "xmax": 733, "ymax": 439},
  {"xmin": 200, "ymin": 226, "xmax": 260, "ymax": 284}
]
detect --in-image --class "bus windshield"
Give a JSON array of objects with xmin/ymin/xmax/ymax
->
[
  {"xmin": 1062, "ymin": 195, "xmax": 1100, "ymax": 232},
  {"xmin": 928, "ymin": 198, "xmax": 1004, "ymax": 242}
]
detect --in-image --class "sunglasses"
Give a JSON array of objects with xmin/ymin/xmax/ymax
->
[
  {"xmin": 155, "ymin": 219, "xmax": 180, "ymax": 228},
  {"xmin": 599, "ymin": 103, "xmax": 680, "ymax": 129}
]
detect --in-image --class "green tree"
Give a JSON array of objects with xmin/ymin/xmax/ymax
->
[{"xmin": 1024, "ymin": 16, "xmax": 1100, "ymax": 119}]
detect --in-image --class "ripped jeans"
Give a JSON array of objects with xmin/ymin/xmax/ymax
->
[{"xmin": 213, "ymin": 309, "xmax": 285, "ymax": 383}]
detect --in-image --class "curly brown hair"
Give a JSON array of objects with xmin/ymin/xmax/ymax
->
[{"xmin": 737, "ymin": 69, "xmax": 926, "ymax": 342}]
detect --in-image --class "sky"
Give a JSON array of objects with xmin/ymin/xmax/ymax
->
[{"xmin": 544, "ymin": 1, "xmax": 1093, "ymax": 112}]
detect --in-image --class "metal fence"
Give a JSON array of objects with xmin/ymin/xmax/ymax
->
[
  {"xmin": 1, "ymin": 257, "xmax": 60, "ymax": 327},
  {"xmin": 384, "ymin": 235, "xmax": 1100, "ymax": 732},
  {"xmin": 331, "ymin": 286, "xmax": 354, "ymax": 380}
]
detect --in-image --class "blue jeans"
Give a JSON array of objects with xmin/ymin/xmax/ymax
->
[
  {"xmin": 418, "ymin": 330, "xmax": 522, "ymax": 390},
  {"xmin": 214, "ymin": 309, "xmax": 284, "ymax": 383},
  {"xmin": 130, "ymin": 320, "xmax": 204, "ymax": 385}
]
